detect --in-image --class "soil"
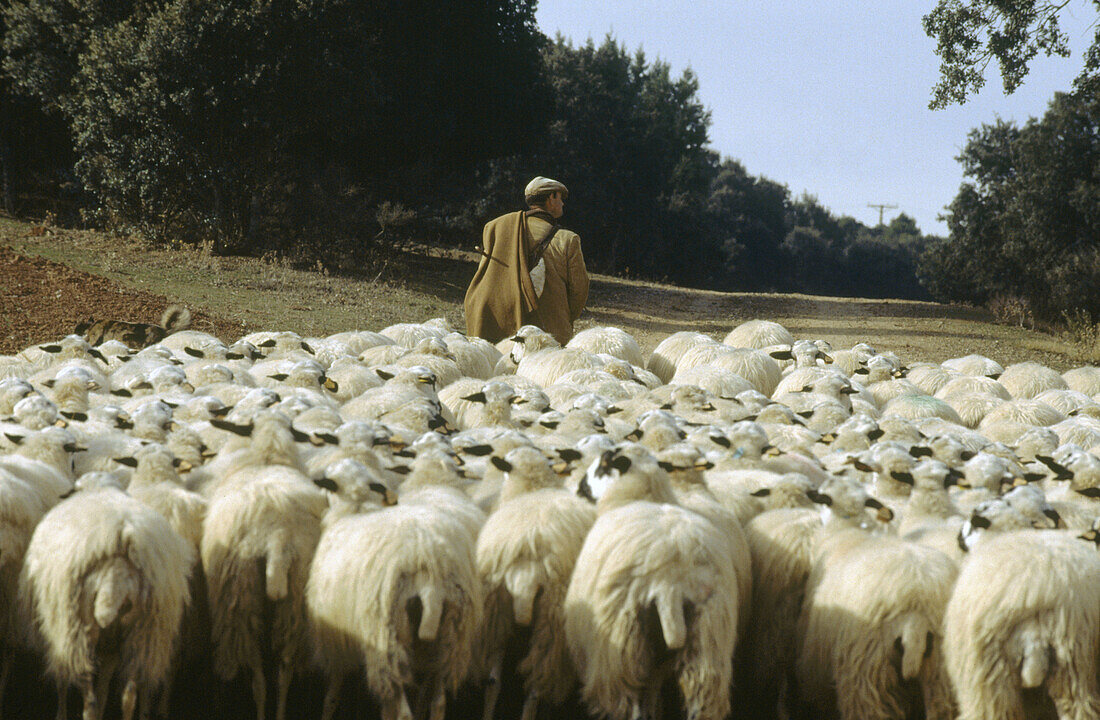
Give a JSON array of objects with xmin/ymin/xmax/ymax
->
[{"xmin": 1, "ymin": 244, "xmax": 247, "ymax": 353}]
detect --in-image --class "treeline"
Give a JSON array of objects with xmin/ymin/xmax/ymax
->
[
  {"xmin": 920, "ymin": 87, "xmax": 1100, "ymax": 323},
  {"xmin": 2, "ymin": 0, "xmax": 938, "ymax": 299}
]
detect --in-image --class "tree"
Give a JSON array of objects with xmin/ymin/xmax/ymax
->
[
  {"xmin": 920, "ymin": 90, "xmax": 1100, "ymax": 317},
  {"xmin": 923, "ymin": 0, "xmax": 1100, "ymax": 108}
]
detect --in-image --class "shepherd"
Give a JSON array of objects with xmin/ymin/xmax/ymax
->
[{"xmin": 464, "ymin": 176, "xmax": 589, "ymax": 344}]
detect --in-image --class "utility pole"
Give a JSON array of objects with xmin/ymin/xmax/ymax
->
[{"xmin": 867, "ymin": 203, "xmax": 898, "ymax": 226}]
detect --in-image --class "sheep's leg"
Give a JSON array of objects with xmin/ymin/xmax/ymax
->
[
  {"xmin": 56, "ymin": 679, "xmax": 70, "ymax": 720},
  {"xmin": 93, "ymin": 654, "xmax": 119, "ymax": 720},
  {"xmin": 426, "ymin": 680, "xmax": 446, "ymax": 720},
  {"xmin": 247, "ymin": 649, "xmax": 266, "ymax": 720},
  {"xmin": 319, "ymin": 672, "xmax": 345, "ymax": 720},
  {"xmin": 77, "ymin": 673, "xmax": 97, "ymax": 720},
  {"xmin": 519, "ymin": 691, "xmax": 538, "ymax": 720},
  {"xmin": 481, "ymin": 652, "xmax": 504, "ymax": 720},
  {"xmin": 119, "ymin": 678, "xmax": 137, "ymax": 720},
  {"xmin": 274, "ymin": 655, "xmax": 293, "ymax": 720}
]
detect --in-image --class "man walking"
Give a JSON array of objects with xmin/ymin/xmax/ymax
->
[{"xmin": 464, "ymin": 176, "xmax": 589, "ymax": 344}]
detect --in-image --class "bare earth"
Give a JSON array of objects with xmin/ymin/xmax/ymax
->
[{"xmin": 0, "ymin": 217, "xmax": 1083, "ymax": 371}]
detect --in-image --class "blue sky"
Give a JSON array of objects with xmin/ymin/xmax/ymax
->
[{"xmin": 535, "ymin": 1, "xmax": 1096, "ymax": 236}]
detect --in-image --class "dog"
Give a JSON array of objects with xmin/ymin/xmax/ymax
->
[{"xmin": 75, "ymin": 305, "xmax": 192, "ymax": 348}]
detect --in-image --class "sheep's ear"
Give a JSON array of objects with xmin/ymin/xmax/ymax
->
[
  {"xmin": 909, "ymin": 446, "xmax": 933, "ymax": 458},
  {"xmin": 769, "ymin": 348, "xmax": 794, "ymax": 360},
  {"xmin": 1077, "ymin": 486, "xmax": 1100, "ymax": 499},
  {"xmin": 135, "ymin": 381, "xmax": 153, "ymax": 390},
  {"xmin": 959, "ymin": 450, "xmax": 976, "ymax": 461},
  {"xmin": 490, "ymin": 456, "xmax": 512, "ymax": 472},
  {"xmin": 117, "ymin": 355, "xmax": 132, "ymax": 362},
  {"xmin": 540, "ymin": 420, "xmax": 559, "ymax": 430},
  {"xmin": 799, "ymin": 385, "xmax": 814, "ymax": 393},
  {"xmin": 113, "ymin": 456, "xmax": 138, "ymax": 468},
  {"xmin": 750, "ymin": 488, "xmax": 771, "ymax": 497},
  {"xmin": 316, "ymin": 433, "xmax": 338, "ymax": 446},
  {"xmin": 796, "ymin": 410, "xmax": 814, "ymax": 419},
  {"xmin": 314, "ymin": 477, "xmax": 338, "ymax": 493},
  {"xmin": 225, "ymin": 352, "xmax": 245, "ymax": 360},
  {"xmin": 43, "ymin": 379, "xmax": 56, "ymax": 389},
  {"xmin": 64, "ymin": 442, "xmax": 86, "ymax": 453},
  {"xmin": 210, "ymin": 405, "xmax": 231, "ymax": 418},
  {"xmin": 1024, "ymin": 472, "xmax": 1047, "ymax": 484},
  {"xmin": 462, "ymin": 444, "xmax": 494, "ymax": 457},
  {"xmin": 4, "ymin": 433, "xmax": 24, "ymax": 445},
  {"xmin": 970, "ymin": 513, "xmax": 992, "ymax": 530},
  {"xmin": 301, "ymin": 341, "xmax": 315, "ymax": 354},
  {"xmin": 268, "ymin": 373, "xmax": 289, "ymax": 382},
  {"xmin": 461, "ymin": 392, "xmax": 488, "ymax": 403},
  {"xmin": 710, "ymin": 434, "xmax": 731, "ymax": 448},
  {"xmin": 111, "ymin": 388, "xmax": 133, "ymax": 397},
  {"xmin": 161, "ymin": 400, "xmax": 179, "ymax": 409},
  {"xmin": 659, "ymin": 403, "xmax": 673, "ymax": 410},
  {"xmin": 625, "ymin": 429, "xmax": 643, "ymax": 441},
  {"xmin": 657, "ymin": 461, "xmax": 676, "ymax": 472},
  {"xmin": 210, "ymin": 418, "xmax": 254, "ymax": 437},
  {"xmin": 258, "ymin": 339, "xmax": 277, "ymax": 348},
  {"xmin": 60, "ymin": 411, "xmax": 88, "ymax": 422},
  {"xmin": 1079, "ymin": 529, "xmax": 1100, "ymax": 546},
  {"xmin": 853, "ymin": 367, "xmax": 870, "ymax": 376},
  {"xmin": 289, "ymin": 426, "xmax": 311, "ymax": 443},
  {"xmin": 988, "ymin": 372, "xmax": 1002, "ymax": 380},
  {"xmin": 867, "ymin": 428, "xmax": 885, "ymax": 441},
  {"xmin": 511, "ymin": 335, "xmax": 526, "ymax": 343},
  {"xmin": 944, "ymin": 468, "xmax": 965, "ymax": 488},
  {"xmin": 322, "ymin": 377, "xmax": 339, "ymax": 392},
  {"xmin": 864, "ymin": 497, "xmax": 886, "ymax": 510},
  {"xmin": 890, "ymin": 471, "xmax": 914, "ymax": 485},
  {"xmin": 820, "ymin": 353, "xmax": 834, "ymax": 364},
  {"xmin": 376, "ymin": 369, "xmax": 395, "ymax": 380},
  {"xmin": 849, "ymin": 458, "xmax": 875, "ymax": 473},
  {"xmin": 388, "ymin": 464, "xmax": 411, "ymax": 476},
  {"xmin": 40, "ymin": 344, "xmax": 62, "ymax": 354},
  {"xmin": 557, "ymin": 448, "xmax": 582, "ymax": 463},
  {"xmin": 696, "ymin": 459, "xmax": 714, "ymax": 470},
  {"xmin": 184, "ymin": 347, "xmax": 204, "ymax": 358},
  {"xmin": 611, "ymin": 455, "xmax": 633, "ymax": 474},
  {"xmin": 88, "ymin": 348, "xmax": 107, "ymax": 362}
]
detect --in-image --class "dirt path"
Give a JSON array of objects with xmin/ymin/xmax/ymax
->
[{"xmin": 0, "ymin": 218, "xmax": 1084, "ymax": 370}]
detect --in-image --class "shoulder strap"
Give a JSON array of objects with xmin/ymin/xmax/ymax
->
[{"xmin": 529, "ymin": 221, "xmax": 560, "ymax": 267}]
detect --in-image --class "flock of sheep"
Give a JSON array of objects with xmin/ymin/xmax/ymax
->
[{"xmin": 2, "ymin": 316, "xmax": 1100, "ymax": 720}]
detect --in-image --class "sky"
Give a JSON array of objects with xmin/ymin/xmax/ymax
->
[{"xmin": 534, "ymin": 1, "xmax": 1097, "ymax": 236}]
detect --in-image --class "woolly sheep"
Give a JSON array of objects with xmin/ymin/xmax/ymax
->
[
  {"xmin": 21, "ymin": 472, "xmax": 193, "ymax": 720},
  {"xmin": 941, "ymin": 354, "xmax": 1004, "ymax": 378},
  {"xmin": 882, "ymin": 394, "xmax": 964, "ymax": 424},
  {"xmin": 905, "ymin": 363, "xmax": 958, "ymax": 396},
  {"xmin": 941, "ymin": 391, "xmax": 1006, "ymax": 428},
  {"xmin": 565, "ymin": 444, "xmax": 740, "ymax": 720},
  {"xmin": 307, "ymin": 459, "xmax": 481, "ymax": 720},
  {"xmin": 1064, "ymin": 366, "xmax": 1100, "ymax": 397},
  {"xmin": 944, "ymin": 529, "xmax": 1100, "ymax": 720},
  {"xmin": 378, "ymin": 321, "xmax": 446, "ymax": 349},
  {"xmin": 723, "ymin": 319, "xmax": 794, "ymax": 349},
  {"xmin": 567, "ymin": 326, "xmax": 645, "ymax": 367},
  {"xmin": 998, "ymin": 361, "xmax": 1069, "ymax": 400},
  {"xmin": 516, "ymin": 347, "xmax": 603, "ymax": 388},
  {"xmin": 647, "ymin": 331, "xmax": 712, "ymax": 384},
  {"xmin": 979, "ymin": 398, "xmax": 1065, "ymax": 428},
  {"xmin": 475, "ymin": 447, "xmax": 597, "ymax": 720},
  {"xmin": 675, "ymin": 344, "xmax": 782, "ymax": 397}
]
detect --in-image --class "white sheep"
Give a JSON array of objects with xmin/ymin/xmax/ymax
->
[
  {"xmin": 944, "ymin": 529, "xmax": 1100, "ymax": 720},
  {"xmin": 882, "ymin": 394, "xmax": 964, "ymax": 424},
  {"xmin": 201, "ymin": 411, "xmax": 328, "ymax": 720},
  {"xmin": 941, "ymin": 354, "xmax": 1004, "ymax": 378},
  {"xmin": 566, "ymin": 326, "xmax": 645, "ymax": 367},
  {"xmin": 723, "ymin": 319, "xmax": 794, "ymax": 349},
  {"xmin": 565, "ymin": 444, "xmax": 740, "ymax": 720},
  {"xmin": 1063, "ymin": 365, "xmax": 1100, "ymax": 397},
  {"xmin": 647, "ymin": 331, "xmax": 712, "ymax": 384},
  {"xmin": 20, "ymin": 472, "xmax": 193, "ymax": 720},
  {"xmin": 998, "ymin": 361, "xmax": 1069, "ymax": 399},
  {"xmin": 306, "ymin": 458, "xmax": 481, "ymax": 720},
  {"xmin": 475, "ymin": 446, "xmax": 597, "ymax": 720}
]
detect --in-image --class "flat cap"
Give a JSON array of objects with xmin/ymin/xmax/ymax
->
[{"xmin": 524, "ymin": 176, "xmax": 569, "ymax": 204}]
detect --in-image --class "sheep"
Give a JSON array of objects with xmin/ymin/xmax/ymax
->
[
  {"xmin": 323, "ymin": 330, "xmax": 396, "ymax": 356},
  {"xmin": 340, "ymin": 366, "xmax": 442, "ymax": 424},
  {"xmin": 794, "ymin": 526, "xmax": 957, "ymax": 720},
  {"xmin": 0, "ymin": 426, "xmax": 80, "ymax": 499},
  {"xmin": 1034, "ymin": 388, "xmax": 1097, "ymax": 416},
  {"xmin": 494, "ymin": 326, "xmax": 561, "ymax": 375},
  {"xmin": 378, "ymin": 321, "xmax": 446, "ymax": 349},
  {"xmin": 442, "ymin": 332, "xmax": 500, "ymax": 379},
  {"xmin": 1063, "ymin": 366, "xmax": 1100, "ymax": 397},
  {"xmin": 516, "ymin": 347, "xmax": 603, "ymax": 388},
  {"xmin": 200, "ymin": 411, "xmax": 329, "ymax": 720},
  {"xmin": 723, "ymin": 319, "xmax": 794, "ymax": 349},
  {"xmin": 672, "ymin": 366, "xmax": 754, "ymax": 400},
  {"xmin": 905, "ymin": 362, "xmax": 958, "ymax": 396},
  {"xmin": 565, "ymin": 443, "xmax": 740, "ymax": 720},
  {"xmin": 390, "ymin": 337, "xmax": 463, "ymax": 388},
  {"xmin": 828, "ymin": 342, "xmax": 877, "ymax": 377},
  {"xmin": 997, "ymin": 361, "xmax": 1069, "ymax": 400},
  {"xmin": 882, "ymin": 394, "xmax": 964, "ymax": 424},
  {"xmin": 944, "ymin": 529, "xmax": 1100, "ymax": 720},
  {"xmin": 1052, "ymin": 415, "xmax": 1100, "ymax": 449},
  {"xmin": 941, "ymin": 391, "xmax": 1006, "ymax": 428},
  {"xmin": 647, "ymin": 331, "xmax": 712, "ymax": 384},
  {"xmin": 0, "ymin": 378, "xmax": 36, "ymax": 416},
  {"xmin": 474, "ymin": 446, "xmax": 597, "ymax": 720},
  {"xmin": 20, "ymin": 471, "xmax": 193, "ymax": 720},
  {"xmin": 306, "ymin": 458, "xmax": 481, "ymax": 720},
  {"xmin": 979, "ymin": 398, "xmax": 1065, "ymax": 428},
  {"xmin": 566, "ymin": 326, "xmax": 645, "ymax": 367},
  {"xmin": 674, "ymin": 343, "xmax": 782, "ymax": 396},
  {"xmin": 941, "ymin": 354, "xmax": 1004, "ymax": 378}
]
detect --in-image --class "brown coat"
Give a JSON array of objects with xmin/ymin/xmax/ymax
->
[{"xmin": 464, "ymin": 210, "xmax": 589, "ymax": 344}]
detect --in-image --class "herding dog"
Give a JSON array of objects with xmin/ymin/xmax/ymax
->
[{"xmin": 75, "ymin": 305, "xmax": 192, "ymax": 348}]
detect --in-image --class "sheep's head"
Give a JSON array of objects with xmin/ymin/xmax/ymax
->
[
  {"xmin": 809, "ymin": 474, "xmax": 893, "ymax": 526},
  {"xmin": 578, "ymin": 443, "xmax": 675, "ymax": 510}
]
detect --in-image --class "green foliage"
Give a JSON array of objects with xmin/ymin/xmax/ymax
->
[
  {"xmin": 924, "ymin": 0, "xmax": 1100, "ymax": 108},
  {"xmin": 921, "ymin": 90, "xmax": 1100, "ymax": 319}
]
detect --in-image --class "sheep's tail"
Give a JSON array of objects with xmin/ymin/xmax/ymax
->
[
  {"xmin": 265, "ymin": 535, "xmax": 292, "ymax": 601},
  {"xmin": 504, "ymin": 563, "xmax": 541, "ymax": 626},
  {"xmin": 898, "ymin": 613, "xmax": 930, "ymax": 680},
  {"xmin": 161, "ymin": 305, "xmax": 192, "ymax": 334},
  {"xmin": 1016, "ymin": 621, "xmax": 1050, "ymax": 689},
  {"xmin": 93, "ymin": 557, "xmax": 142, "ymax": 629},
  {"xmin": 654, "ymin": 585, "xmax": 687, "ymax": 651},
  {"xmin": 415, "ymin": 577, "xmax": 445, "ymax": 641}
]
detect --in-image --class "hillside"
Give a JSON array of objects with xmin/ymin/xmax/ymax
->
[{"xmin": 0, "ymin": 215, "xmax": 1084, "ymax": 370}]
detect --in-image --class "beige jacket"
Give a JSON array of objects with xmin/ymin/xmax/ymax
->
[{"xmin": 464, "ymin": 210, "xmax": 588, "ymax": 344}]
